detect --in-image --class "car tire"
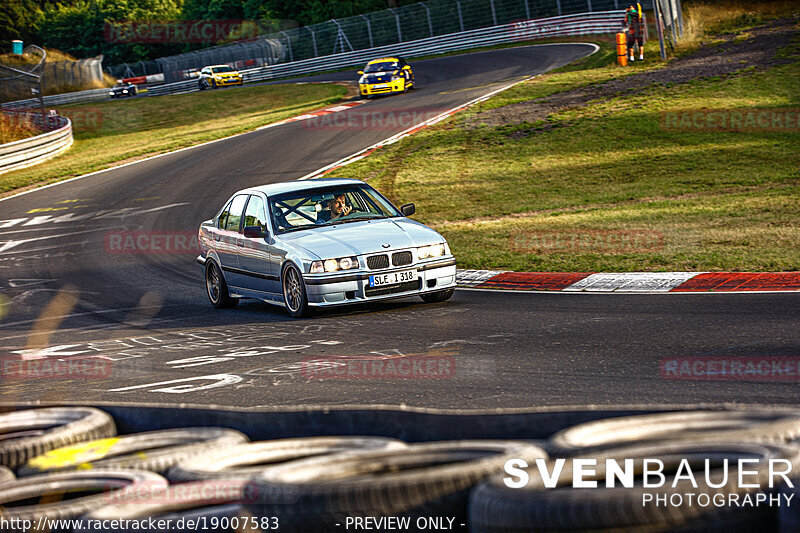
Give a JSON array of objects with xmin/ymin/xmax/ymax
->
[
  {"xmin": 167, "ymin": 436, "xmax": 406, "ymax": 482},
  {"xmin": 80, "ymin": 484, "xmax": 256, "ymax": 532},
  {"xmin": 0, "ymin": 470, "xmax": 167, "ymax": 526},
  {"xmin": 282, "ymin": 263, "xmax": 309, "ymax": 318},
  {"xmin": 211, "ymin": 79, "xmax": 217, "ymax": 89},
  {"xmin": 469, "ymin": 441, "xmax": 799, "ymax": 533},
  {"xmin": 18, "ymin": 427, "xmax": 248, "ymax": 476},
  {"xmin": 548, "ymin": 409, "xmax": 800, "ymax": 455},
  {"xmin": 0, "ymin": 407, "xmax": 116, "ymax": 470},
  {"xmin": 0, "ymin": 465, "xmax": 15, "ymax": 482},
  {"xmin": 206, "ymin": 260, "xmax": 238, "ymax": 309},
  {"xmin": 420, "ymin": 288, "xmax": 454, "ymax": 303},
  {"xmin": 250, "ymin": 440, "xmax": 547, "ymax": 531},
  {"xmin": 199, "ymin": 80, "xmax": 206, "ymax": 91}
]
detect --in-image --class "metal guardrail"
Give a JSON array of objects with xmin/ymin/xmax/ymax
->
[
  {"xmin": 1, "ymin": 88, "xmax": 111, "ymax": 110},
  {"xmin": 147, "ymin": 10, "xmax": 624, "ymax": 96},
  {"xmin": 2, "ymin": 10, "xmax": 624, "ymax": 105},
  {"xmin": 0, "ymin": 114, "xmax": 73, "ymax": 174}
]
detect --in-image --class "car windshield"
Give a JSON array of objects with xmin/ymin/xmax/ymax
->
[
  {"xmin": 212, "ymin": 66, "xmax": 234, "ymax": 73},
  {"xmin": 364, "ymin": 61, "xmax": 399, "ymax": 73},
  {"xmin": 269, "ymin": 184, "xmax": 401, "ymax": 233}
]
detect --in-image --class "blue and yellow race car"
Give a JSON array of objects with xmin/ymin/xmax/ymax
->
[{"xmin": 357, "ymin": 57, "xmax": 415, "ymax": 98}]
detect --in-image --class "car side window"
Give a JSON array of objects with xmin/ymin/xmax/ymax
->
[
  {"xmin": 218, "ymin": 199, "xmax": 233, "ymax": 229},
  {"xmin": 225, "ymin": 194, "xmax": 248, "ymax": 233},
  {"xmin": 243, "ymin": 195, "xmax": 267, "ymax": 232}
]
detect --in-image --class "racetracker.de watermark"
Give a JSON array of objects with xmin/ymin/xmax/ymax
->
[
  {"xmin": 661, "ymin": 108, "xmax": 800, "ymax": 132},
  {"xmin": 301, "ymin": 351, "xmax": 456, "ymax": 380},
  {"xmin": 104, "ymin": 231, "xmax": 201, "ymax": 255},
  {"xmin": 302, "ymin": 109, "xmax": 443, "ymax": 130},
  {"xmin": 104, "ymin": 480, "xmax": 259, "ymax": 505},
  {"xmin": 0, "ymin": 356, "xmax": 111, "ymax": 380},
  {"xmin": 510, "ymin": 229, "xmax": 664, "ymax": 254},
  {"xmin": 661, "ymin": 356, "xmax": 800, "ymax": 381},
  {"xmin": 60, "ymin": 107, "xmax": 142, "ymax": 132},
  {"xmin": 104, "ymin": 20, "xmax": 263, "ymax": 43}
]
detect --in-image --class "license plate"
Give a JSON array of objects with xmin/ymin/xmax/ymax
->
[
  {"xmin": 369, "ymin": 269, "xmax": 417, "ymax": 287},
  {"xmin": 372, "ymin": 84, "xmax": 387, "ymax": 89}
]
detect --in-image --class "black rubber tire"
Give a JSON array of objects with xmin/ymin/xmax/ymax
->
[
  {"xmin": 199, "ymin": 80, "xmax": 206, "ymax": 91},
  {"xmin": 420, "ymin": 288, "xmax": 454, "ymax": 303},
  {"xmin": 469, "ymin": 441, "xmax": 800, "ymax": 533},
  {"xmin": 167, "ymin": 436, "xmax": 406, "ymax": 482},
  {"xmin": 18, "ymin": 427, "xmax": 248, "ymax": 476},
  {"xmin": 549, "ymin": 409, "xmax": 800, "ymax": 455},
  {"xmin": 0, "ymin": 470, "xmax": 167, "ymax": 529},
  {"xmin": 211, "ymin": 79, "xmax": 217, "ymax": 89},
  {"xmin": 0, "ymin": 465, "xmax": 14, "ymax": 482},
  {"xmin": 79, "ymin": 480, "xmax": 259, "ymax": 532},
  {"xmin": 282, "ymin": 262, "xmax": 309, "ymax": 318},
  {"xmin": 249, "ymin": 440, "xmax": 546, "ymax": 532},
  {"xmin": 780, "ymin": 475, "xmax": 800, "ymax": 532},
  {"xmin": 0, "ymin": 407, "xmax": 116, "ymax": 470},
  {"xmin": 206, "ymin": 259, "xmax": 238, "ymax": 309}
]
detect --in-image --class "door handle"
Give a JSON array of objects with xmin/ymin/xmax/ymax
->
[
  {"xmin": 236, "ymin": 239, "xmax": 244, "ymax": 247},
  {"xmin": 213, "ymin": 235, "xmax": 220, "ymax": 242}
]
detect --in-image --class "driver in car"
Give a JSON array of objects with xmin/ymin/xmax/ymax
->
[{"xmin": 317, "ymin": 193, "xmax": 352, "ymax": 223}]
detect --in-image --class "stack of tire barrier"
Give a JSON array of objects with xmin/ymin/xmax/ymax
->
[{"xmin": 1, "ymin": 407, "xmax": 800, "ymax": 532}]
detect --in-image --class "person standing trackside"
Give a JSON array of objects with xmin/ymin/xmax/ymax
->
[{"xmin": 626, "ymin": 4, "xmax": 645, "ymax": 62}]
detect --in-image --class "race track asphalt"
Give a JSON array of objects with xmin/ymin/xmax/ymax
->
[{"xmin": 1, "ymin": 44, "xmax": 798, "ymax": 410}]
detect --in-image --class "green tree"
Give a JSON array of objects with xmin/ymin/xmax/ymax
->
[{"xmin": 0, "ymin": 0, "xmax": 46, "ymax": 51}]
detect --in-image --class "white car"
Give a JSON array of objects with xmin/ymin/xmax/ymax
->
[{"xmin": 197, "ymin": 178, "xmax": 457, "ymax": 317}]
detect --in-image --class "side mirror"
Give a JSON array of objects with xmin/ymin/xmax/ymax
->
[
  {"xmin": 403, "ymin": 65, "xmax": 411, "ymax": 70},
  {"xmin": 357, "ymin": 70, "xmax": 364, "ymax": 75},
  {"xmin": 243, "ymin": 226, "xmax": 268, "ymax": 239},
  {"xmin": 400, "ymin": 203, "xmax": 415, "ymax": 217}
]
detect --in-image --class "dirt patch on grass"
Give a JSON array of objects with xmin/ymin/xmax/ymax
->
[{"xmin": 465, "ymin": 18, "xmax": 798, "ymax": 132}]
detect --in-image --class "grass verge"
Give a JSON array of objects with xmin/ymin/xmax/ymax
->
[
  {"xmin": 329, "ymin": 30, "xmax": 800, "ymax": 271},
  {"xmin": 0, "ymin": 82, "xmax": 348, "ymax": 196}
]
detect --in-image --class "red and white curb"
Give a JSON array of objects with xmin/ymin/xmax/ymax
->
[
  {"xmin": 456, "ymin": 270, "xmax": 800, "ymax": 292},
  {"xmin": 257, "ymin": 101, "xmax": 365, "ymax": 130}
]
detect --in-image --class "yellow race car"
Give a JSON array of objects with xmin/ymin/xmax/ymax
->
[
  {"xmin": 198, "ymin": 65, "xmax": 243, "ymax": 90},
  {"xmin": 357, "ymin": 57, "xmax": 415, "ymax": 97}
]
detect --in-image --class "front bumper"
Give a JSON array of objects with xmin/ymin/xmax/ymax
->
[
  {"xmin": 302, "ymin": 258, "xmax": 456, "ymax": 308},
  {"xmin": 359, "ymin": 80, "xmax": 405, "ymax": 96},
  {"xmin": 214, "ymin": 77, "xmax": 243, "ymax": 86}
]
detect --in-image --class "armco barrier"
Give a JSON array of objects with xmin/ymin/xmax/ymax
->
[
  {"xmin": 1, "ymin": 10, "xmax": 624, "ymax": 105},
  {"xmin": 0, "ymin": 114, "xmax": 73, "ymax": 175},
  {"xmin": 147, "ymin": 11, "xmax": 625, "ymax": 96},
  {"xmin": 143, "ymin": 10, "xmax": 625, "ymax": 97},
  {"xmin": 1, "ymin": 88, "xmax": 111, "ymax": 110}
]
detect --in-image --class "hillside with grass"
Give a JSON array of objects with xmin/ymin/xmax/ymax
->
[{"xmin": 330, "ymin": 2, "xmax": 800, "ymax": 272}]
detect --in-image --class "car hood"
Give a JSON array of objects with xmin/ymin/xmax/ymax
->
[
  {"xmin": 279, "ymin": 218, "xmax": 444, "ymax": 259},
  {"xmin": 362, "ymin": 71, "xmax": 398, "ymax": 83}
]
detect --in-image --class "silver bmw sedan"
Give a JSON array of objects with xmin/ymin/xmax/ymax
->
[{"xmin": 197, "ymin": 178, "xmax": 457, "ymax": 317}]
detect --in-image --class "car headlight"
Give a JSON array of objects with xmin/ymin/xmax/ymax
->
[
  {"xmin": 108, "ymin": 92, "xmax": 114, "ymax": 95},
  {"xmin": 391, "ymin": 75, "xmax": 402, "ymax": 81},
  {"xmin": 359, "ymin": 76, "xmax": 367, "ymax": 84},
  {"xmin": 310, "ymin": 256, "xmax": 359, "ymax": 273},
  {"xmin": 418, "ymin": 243, "xmax": 446, "ymax": 259},
  {"xmin": 122, "ymin": 89, "xmax": 128, "ymax": 93}
]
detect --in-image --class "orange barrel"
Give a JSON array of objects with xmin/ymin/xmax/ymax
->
[{"xmin": 616, "ymin": 32, "xmax": 628, "ymax": 66}]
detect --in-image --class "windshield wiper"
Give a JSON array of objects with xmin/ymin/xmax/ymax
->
[
  {"xmin": 278, "ymin": 226, "xmax": 314, "ymax": 234},
  {"xmin": 330, "ymin": 215, "xmax": 385, "ymax": 225}
]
